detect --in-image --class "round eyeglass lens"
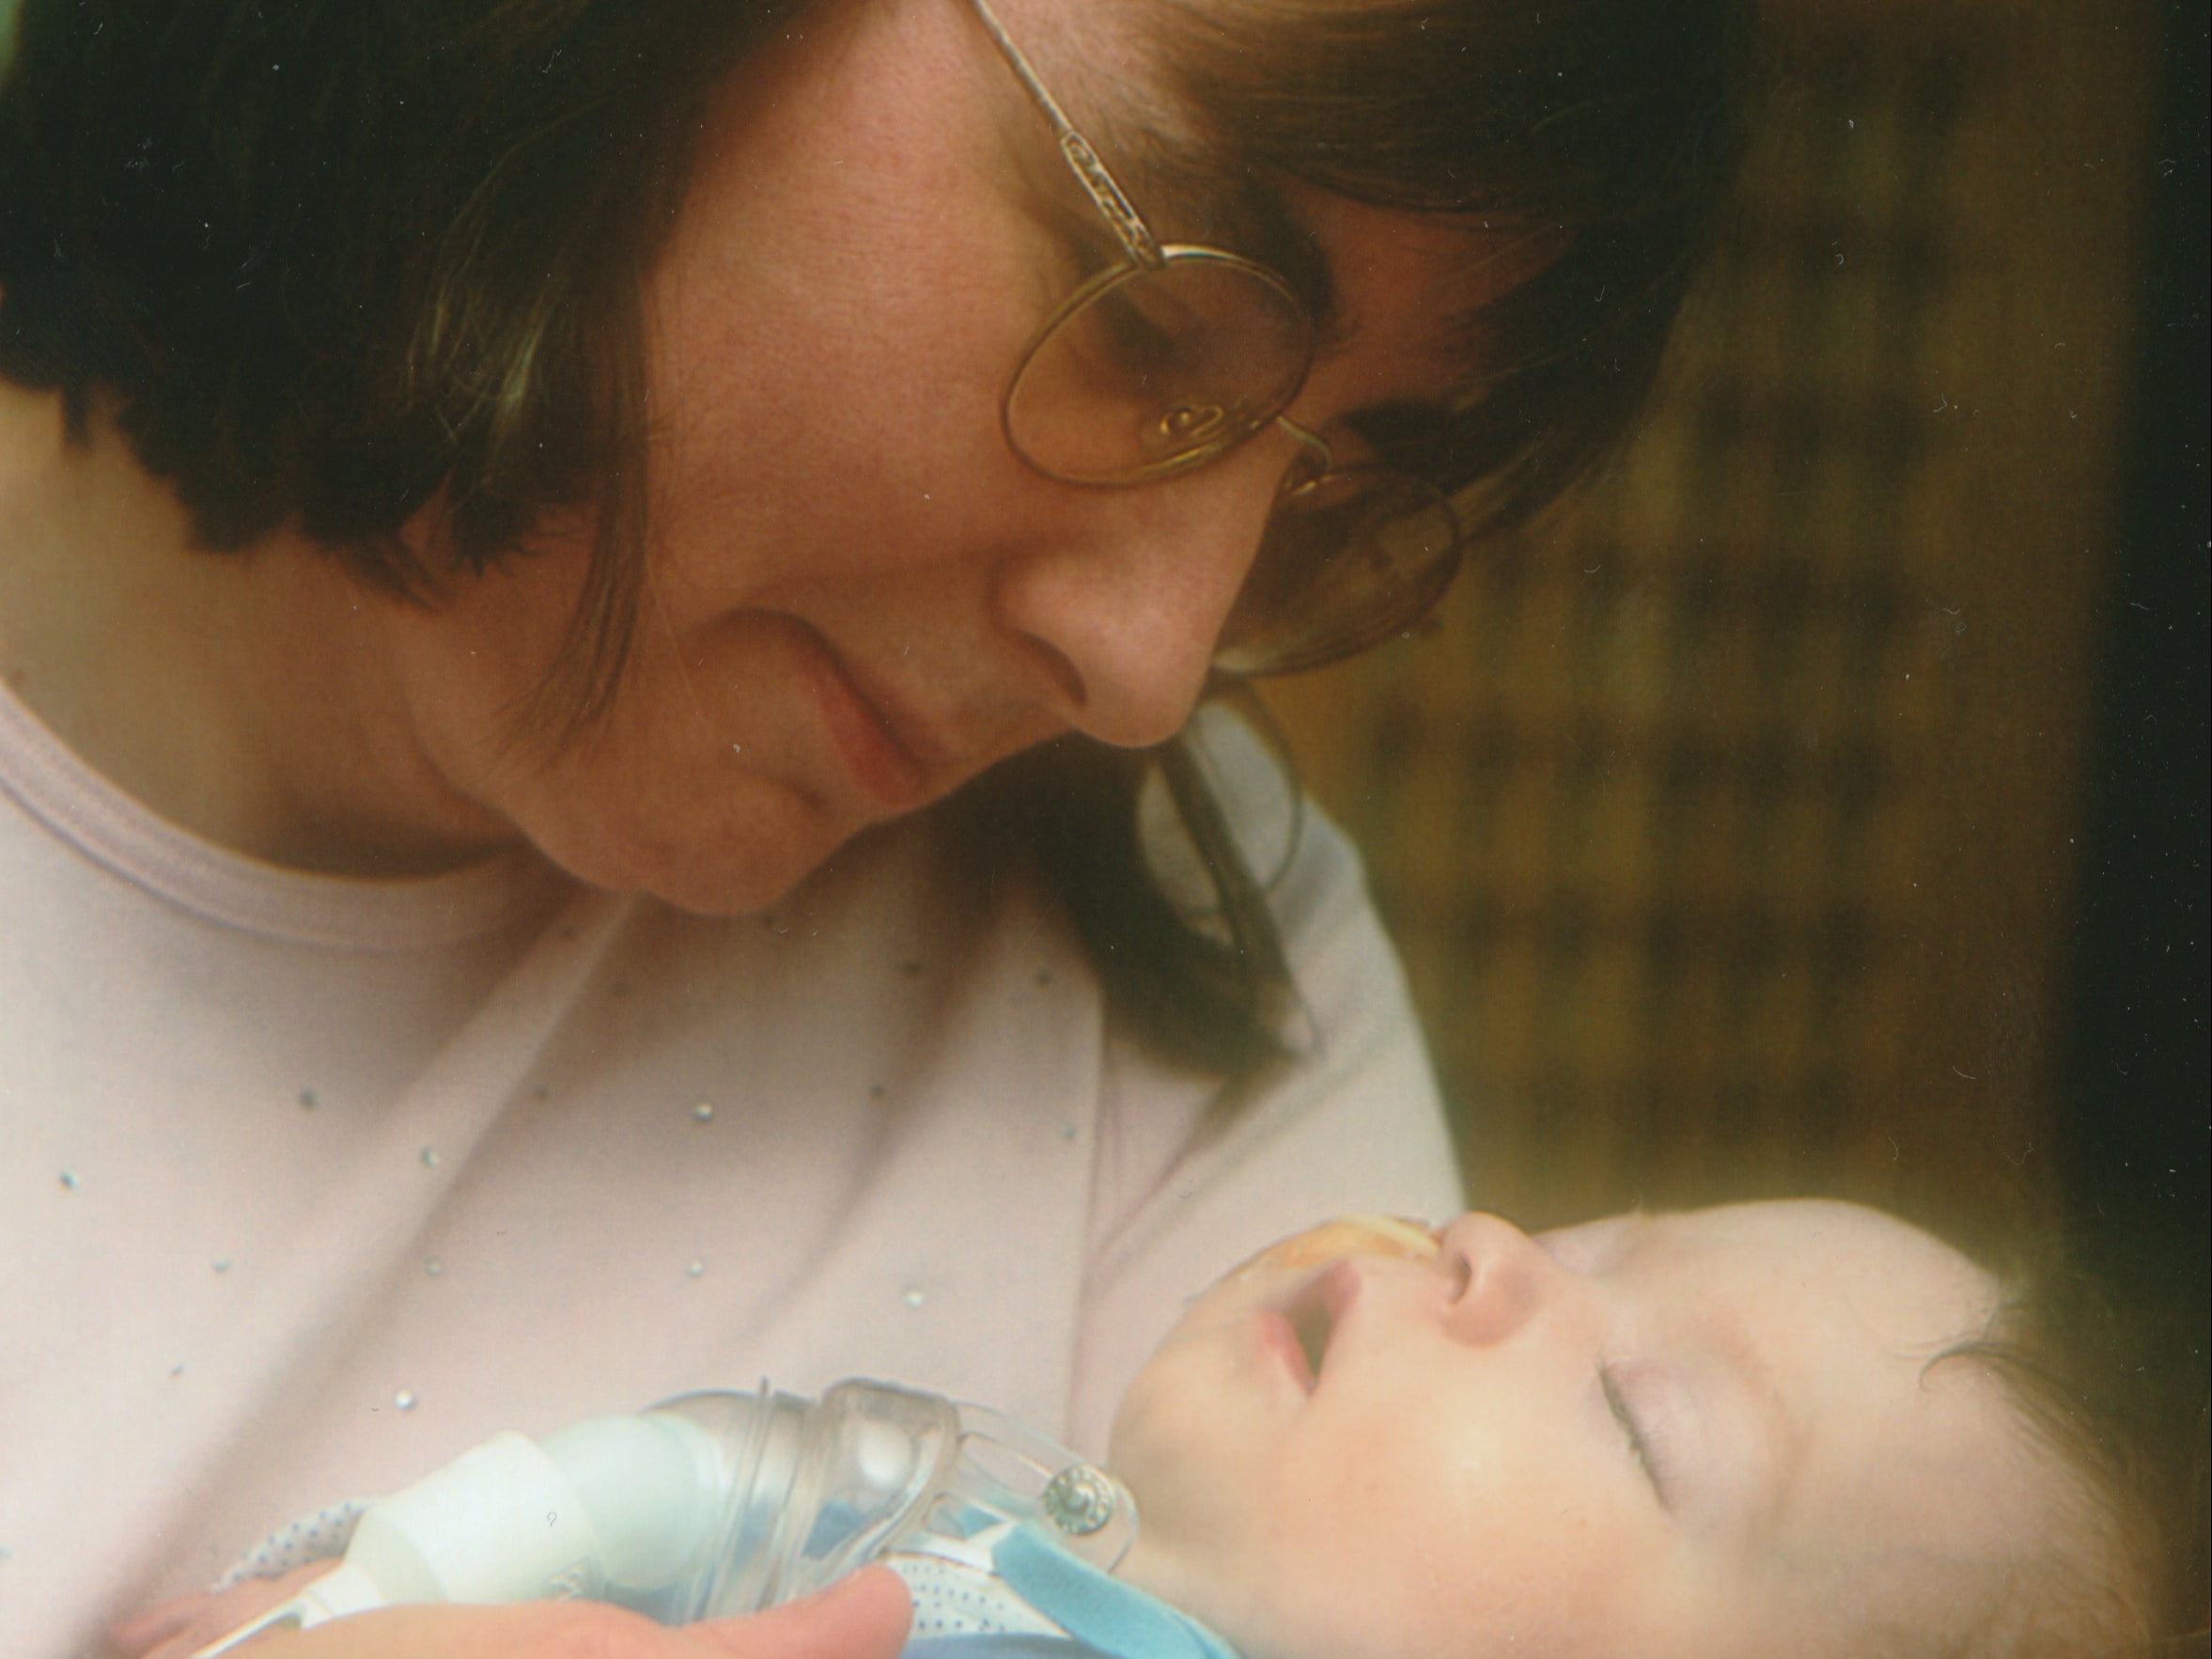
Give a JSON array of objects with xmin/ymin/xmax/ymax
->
[
  {"xmin": 1214, "ymin": 468, "xmax": 1463, "ymax": 676},
  {"xmin": 1005, "ymin": 248, "xmax": 1312, "ymax": 485}
]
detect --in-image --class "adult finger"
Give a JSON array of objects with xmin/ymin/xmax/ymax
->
[
  {"xmin": 691, "ymin": 1568, "xmax": 912, "ymax": 1658},
  {"xmin": 131, "ymin": 1570, "xmax": 911, "ymax": 1659},
  {"xmin": 143, "ymin": 1602, "xmax": 739, "ymax": 1659},
  {"xmin": 116, "ymin": 1563, "xmax": 338, "ymax": 1658}
]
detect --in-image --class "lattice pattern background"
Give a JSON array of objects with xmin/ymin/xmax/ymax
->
[{"xmin": 1266, "ymin": 0, "xmax": 2157, "ymax": 1248}]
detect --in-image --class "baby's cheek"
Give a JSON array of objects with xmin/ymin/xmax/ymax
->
[
  {"xmin": 1219, "ymin": 1413, "xmax": 1464, "ymax": 1657},
  {"xmin": 1110, "ymin": 1338, "xmax": 1270, "ymax": 1548},
  {"xmin": 1254, "ymin": 1404, "xmax": 1628, "ymax": 1659},
  {"xmin": 1109, "ymin": 1324, "xmax": 1216, "ymax": 1457}
]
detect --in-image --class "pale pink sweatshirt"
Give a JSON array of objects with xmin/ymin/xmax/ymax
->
[{"xmin": 0, "ymin": 681, "xmax": 1459, "ymax": 1658}]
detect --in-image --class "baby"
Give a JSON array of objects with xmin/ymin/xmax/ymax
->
[
  {"xmin": 155, "ymin": 1200, "xmax": 2166, "ymax": 1659},
  {"xmin": 1110, "ymin": 1200, "xmax": 2161, "ymax": 1659}
]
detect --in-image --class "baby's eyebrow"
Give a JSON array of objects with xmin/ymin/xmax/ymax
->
[
  {"xmin": 1539, "ymin": 1212, "xmax": 1643, "ymax": 1276},
  {"xmin": 1595, "ymin": 1210, "xmax": 1658, "ymax": 1267}
]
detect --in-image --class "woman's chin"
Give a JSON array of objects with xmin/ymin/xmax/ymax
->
[{"xmin": 522, "ymin": 783, "xmax": 846, "ymax": 917}]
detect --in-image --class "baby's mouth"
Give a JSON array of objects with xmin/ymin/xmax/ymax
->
[
  {"xmin": 1278, "ymin": 1263, "xmax": 1357, "ymax": 1391},
  {"xmin": 1288, "ymin": 1294, "xmax": 1333, "ymax": 1385}
]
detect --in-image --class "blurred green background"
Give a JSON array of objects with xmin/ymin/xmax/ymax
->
[{"xmin": 1265, "ymin": 0, "xmax": 2205, "ymax": 1286}]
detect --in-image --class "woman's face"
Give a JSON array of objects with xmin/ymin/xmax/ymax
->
[
  {"xmin": 1110, "ymin": 1200, "xmax": 2052, "ymax": 1659},
  {"xmin": 371, "ymin": 0, "xmax": 1514, "ymax": 913}
]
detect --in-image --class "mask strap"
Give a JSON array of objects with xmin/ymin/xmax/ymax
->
[{"xmin": 990, "ymin": 1526, "xmax": 1242, "ymax": 1659}]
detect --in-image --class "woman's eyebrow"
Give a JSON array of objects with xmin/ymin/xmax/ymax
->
[
  {"xmin": 1181, "ymin": 169, "xmax": 1345, "ymax": 347},
  {"xmin": 1098, "ymin": 117, "xmax": 1346, "ymax": 348}
]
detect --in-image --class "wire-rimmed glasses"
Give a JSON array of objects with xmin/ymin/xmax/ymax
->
[{"xmin": 966, "ymin": 0, "xmax": 1464, "ymax": 677}]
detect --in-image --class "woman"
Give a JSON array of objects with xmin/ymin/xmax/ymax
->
[{"xmin": 0, "ymin": 0, "xmax": 1744, "ymax": 1653}]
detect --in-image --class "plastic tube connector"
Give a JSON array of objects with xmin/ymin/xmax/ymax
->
[
  {"xmin": 194, "ymin": 1381, "xmax": 1133, "ymax": 1655},
  {"xmin": 192, "ymin": 1414, "xmax": 725, "ymax": 1656}
]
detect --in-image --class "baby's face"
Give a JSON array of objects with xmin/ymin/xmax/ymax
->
[{"xmin": 1109, "ymin": 1200, "xmax": 2053, "ymax": 1659}]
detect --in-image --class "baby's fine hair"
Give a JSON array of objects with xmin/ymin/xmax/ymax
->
[{"xmin": 1906, "ymin": 1259, "xmax": 2207, "ymax": 1658}]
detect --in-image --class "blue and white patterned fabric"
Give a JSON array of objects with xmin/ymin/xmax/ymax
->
[
  {"xmin": 212, "ymin": 1499, "xmax": 374, "ymax": 1592},
  {"xmin": 892, "ymin": 1524, "xmax": 1240, "ymax": 1659}
]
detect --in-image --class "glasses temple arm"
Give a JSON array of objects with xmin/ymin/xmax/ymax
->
[
  {"xmin": 964, "ymin": 0, "xmax": 1168, "ymax": 271},
  {"xmin": 1273, "ymin": 415, "xmax": 1335, "ymax": 477}
]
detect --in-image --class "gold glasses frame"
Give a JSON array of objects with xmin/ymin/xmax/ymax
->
[{"xmin": 963, "ymin": 0, "xmax": 1466, "ymax": 674}]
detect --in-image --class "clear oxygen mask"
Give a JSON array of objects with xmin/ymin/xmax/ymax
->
[{"xmin": 195, "ymin": 1380, "xmax": 1135, "ymax": 1654}]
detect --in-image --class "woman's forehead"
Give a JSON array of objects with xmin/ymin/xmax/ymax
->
[{"xmin": 989, "ymin": 0, "xmax": 1515, "ymax": 406}]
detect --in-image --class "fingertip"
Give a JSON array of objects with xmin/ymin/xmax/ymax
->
[
  {"xmin": 108, "ymin": 1596, "xmax": 199, "ymax": 1655},
  {"xmin": 693, "ymin": 1565, "xmax": 912, "ymax": 1655},
  {"xmin": 828, "ymin": 1564, "xmax": 914, "ymax": 1622}
]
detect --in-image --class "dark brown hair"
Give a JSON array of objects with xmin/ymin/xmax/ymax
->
[
  {"xmin": 1156, "ymin": 0, "xmax": 1750, "ymax": 540},
  {"xmin": 0, "ymin": 0, "xmax": 803, "ymax": 727},
  {"xmin": 1, "ymin": 0, "xmax": 1747, "ymax": 1071}
]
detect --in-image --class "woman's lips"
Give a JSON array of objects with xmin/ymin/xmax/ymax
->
[{"xmin": 790, "ymin": 622, "xmax": 931, "ymax": 811}]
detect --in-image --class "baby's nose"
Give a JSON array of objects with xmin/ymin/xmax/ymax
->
[{"xmin": 1435, "ymin": 1213, "xmax": 1553, "ymax": 1346}]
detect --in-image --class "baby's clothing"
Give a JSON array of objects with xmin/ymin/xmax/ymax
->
[{"xmin": 894, "ymin": 1525, "xmax": 1239, "ymax": 1658}]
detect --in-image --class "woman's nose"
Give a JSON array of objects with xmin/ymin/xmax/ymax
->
[
  {"xmin": 992, "ymin": 450, "xmax": 1285, "ymax": 749},
  {"xmin": 1435, "ymin": 1212, "xmax": 1565, "ymax": 1347}
]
